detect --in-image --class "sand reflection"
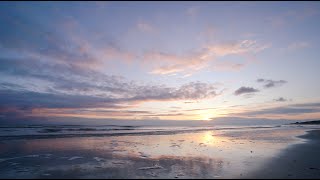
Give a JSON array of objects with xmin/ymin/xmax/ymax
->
[{"xmin": 0, "ymin": 127, "xmax": 309, "ymax": 178}]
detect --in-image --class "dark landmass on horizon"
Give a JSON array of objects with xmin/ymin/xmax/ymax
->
[{"xmin": 292, "ymin": 120, "xmax": 320, "ymax": 125}]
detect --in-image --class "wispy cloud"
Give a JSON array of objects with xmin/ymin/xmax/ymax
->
[
  {"xmin": 137, "ymin": 21, "xmax": 155, "ymax": 33},
  {"xmin": 186, "ymin": 6, "xmax": 200, "ymax": 17},
  {"xmin": 200, "ymin": 25, "xmax": 216, "ymax": 43},
  {"xmin": 150, "ymin": 60, "xmax": 208, "ymax": 75},
  {"xmin": 211, "ymin": 62, "xmax": 245, "ymax": 71},
  {"xmin": 234, "ymin": 102, "xmax": 320, "ymax": 117},
  {"xmin": 184, "ymin": 101, "xmax": 196, "ymax": 104},
  {"xmin": 30, "ymin": 108, "xmax": 161, "ymax": 119},
  {"xmin": 147, "ymin": 49, "xmax": 211, "ymax": 75},
  {"xmin": 183, "ymin": 107, "xmax": 217, "ymax": 112},
  {"xmin": 1, "ymin": 18, "xmax": 266, "ymax": 77},
  {"xmin": 266, "ymin": 6, "xmax": 319, "ymax": 29},
  {"xmin": 148, "ymin": 40, "xmax": 269, "ymax": 75},
  {"xmin": 103, "ymin": 46, "xmax": 137, "ymax": 63},
  {"xmin": 150, "ymin": 64, "xmax": 186, "ymax": 75},
  {"xmin": 287, "ymin": 41, "xmax": 310, "ymax": 51},
  {"xmin": 207, "ymin": 40, "xmax": 269, "ymax": 57},
  {"xmin": 257, "ymin": 78, "xmax": 287, "ymax": 88}
]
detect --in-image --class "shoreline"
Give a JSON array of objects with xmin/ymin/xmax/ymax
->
[
  {"xmin": 244, "ymin": 129, "xmax": 320, "ymax": 179},
  {"xmin": 0, "ymin": 126, "xmax": 319, "ymax": 178},
  {"xmin": 0, "ymin": 125, "xmax": 279, "ymax": 141}
]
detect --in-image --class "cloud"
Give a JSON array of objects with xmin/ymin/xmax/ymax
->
[
  {"xmin": 234, "ymin": 86, "xmax": 259, "ymax": 96},
  {"xmin": 273, "ymin": 97, "xmax": 287, "ymax": 102},
  {"xmin": 290, "ymin": 102, "xmax": 320, "ymax": 108},
  {"xmin": 266, "ymin": 16, "xmax": 287, "ymax": 28},
  {"xmin": 0, "ymin": 30, "xmax": 223, "ymax": 115},
  {"xmin": 209, "ymin": 116, "xmax": 293, "ymax": 126},
  {"xmin": 207, "ymin": 40, "xmax": 270, "ymax": 57},
  {"xmin": 183, "ymin": 107, "xmax": 217, "ymax": 112},
  {"xmin": 128, "ymin": 81, "xmax": 220, "ymax": 102},
  {"xmin": 287, "ymin": 42, "xmax": 310, "ymax": 50},
  {"xmin": 0, "ymin": 78, "xmax": 222, "ymax": 119},
  {"xmin": 150, "ymin": 61, "xmax": 208, "ymax": 75},
  {"xmin": 137, "ymin": 21, "xmax": 155, "ymax": 33},
  {"xmin": 0, "ymin": 89, "xmax": 119, "ymax": 109},
  {"xmin": 181, "ymin": 73, "xmax": 193, "ymax": 78},
  {"xmin": 146, "ymin": 49, "xmax": 211, "ymax": 75},
  {"xmin": 0, "ymin": 7, "xmax": 155, "ymax": 75},
  {"xmin": 184, "ymin": 101, "xmax": 195, "ymax": 104},
  {"xmin": 200, "ymin": 26, "xmax": 216, "ymax": 42},
  {"xmin": 0, "ymin": 5, "xmax": 272, "ymax": 121},
  {"xmin": 150, "ymin": 64, "xmax": 186, "ymax": 75},
  {"xmin": 256, "ymin": 78, "xmax": 287, "ymax": 88},
  {"xmin": 139, "ymin": 113, "xmax": 185, "ymax": 117},
  {"xmin": 186, "ymin": 6, "xmax": 200, "ymax": 17},
  {"xmin": 148, "ymin": 40, "xmax": 269, "ymax": 75},
  {"xmin": 103, "ymin": 46, "xmax": 137, "ymax": 63},
  {"xmin": 0, "ymin": 4, "xmax": 271, "ymax": 80},
  {"xmin": 211, "ymin": 61, "xmax": 245, "ymax": 71},
  {"xmin": 0, "ymin": 17, "xmax": 224, "ymax": 116},
  {"xmin": 30, "ymin": 108, "xmax": 158, "ymax": 119},
  {"xmin": 222, "ymin": 102, "xmax": 320, "ymax": 121},
  {"xmin": 236, "ymin": 102, "xmax": 320, "ymax": 116},
  {"xmin": 0, "ymin": 15, "xmax": 268, "ymax": 77},
  {"xmin": 266, "ymin": 6, "xmax": 319, "ymax": 29},
  {"xmin": 142, "ymin": 51, "xmax": 192, "ymax": 64},
  {"xmin": 0, "ymin": 13, "xmax": 105, "ymax": 74}
]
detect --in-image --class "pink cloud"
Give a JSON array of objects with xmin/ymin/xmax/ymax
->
[
  {"xmin": 207, "ymin": 40, "xmax": 269, "ymax": 56},
  {"xmin": 148, "ymin": 40, "xmax": 269, "ymax": 75}
]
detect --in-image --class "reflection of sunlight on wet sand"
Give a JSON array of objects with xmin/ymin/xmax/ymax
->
[
  {"xmin": 201, "ymin": 131, "xmax": 230, "ymax": 147},
  {"xmin": 202, "ymin": 131, "xmax": 214, "ymax": 145}
]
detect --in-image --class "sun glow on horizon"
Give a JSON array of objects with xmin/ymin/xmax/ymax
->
[{"xmin": 200, "ymin": 113, "xmax": 214, "ymax": 121}]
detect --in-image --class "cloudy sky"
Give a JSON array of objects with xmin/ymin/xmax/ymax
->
[{"xmin": 1, "ymin": 2, "xmax": 320, "ymax": 124}]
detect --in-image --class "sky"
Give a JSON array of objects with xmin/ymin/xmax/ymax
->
[{"xmin": 1, "ymin": 1, "xmax": 320, "ymax": 125}]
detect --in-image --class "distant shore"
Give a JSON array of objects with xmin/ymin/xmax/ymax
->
[
  {"xmin": 292, "ymin": 120, "xmax": 320, "ymax": 125},
  {"xmin": 245, "ymin": 129, "xmax": 320, "ymax": 179}
]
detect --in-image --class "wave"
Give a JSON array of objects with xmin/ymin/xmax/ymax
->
[{"xmin": 0, "ymin": 124, "xmax": 284, "ymax": 140}]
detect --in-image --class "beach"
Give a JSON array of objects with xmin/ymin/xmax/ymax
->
[
  {"xmin": 245, "ymin": 129, "xmax": 320, "ymax": 179},
  {"xmin": 0, "ymin": 125, "xmax": 319, "ymax": 179}
]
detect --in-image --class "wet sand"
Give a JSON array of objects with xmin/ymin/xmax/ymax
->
[
  {"xmin": 245, "ymin": 129, "xmax": 320, "ymax": 179},
  {"xmin": 0, "ymin": 126, "xmax": 319, "ymax": 179}
]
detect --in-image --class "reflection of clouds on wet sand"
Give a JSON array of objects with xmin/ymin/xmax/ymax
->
[
  {"xmin": 40, "ymin": 155, "xmax": 227, "ymax": 178},
  {"xmin": 0, "ymin": 126, "xmax": 312, "ymax": 178}
]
